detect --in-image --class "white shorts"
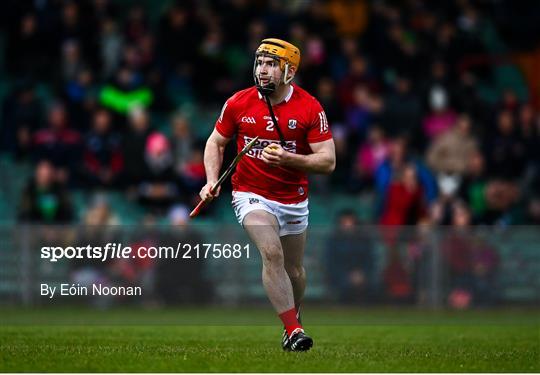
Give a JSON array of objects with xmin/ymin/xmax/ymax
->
[{"xmin": 231, "ymin": 191, "xmax": 309, "ymax": 237}]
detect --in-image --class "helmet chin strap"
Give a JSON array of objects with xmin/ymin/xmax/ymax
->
[
  {"xmin": 253, "ymin": 56, "xmax": 293, "ymax": 95},
  {"xmin": 254, "ymin": 69, "xmax": 279, "ymax": 96},
  {"xmin": 256, "ymin": 79, "xmax": 276, "ymax": 96}
]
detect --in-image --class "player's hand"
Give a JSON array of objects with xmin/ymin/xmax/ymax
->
[
  {"xmin": 261, "ymin": 144, "xmax": 289, "ymax": 166},
  {"xmin": 199, "ymin": 182, "xmax": 221, "ymax": 202}
]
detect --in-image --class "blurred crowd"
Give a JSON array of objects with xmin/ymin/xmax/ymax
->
[
  {"xmin": 325, "ymin": 210, "xmax": 501, "ymax": 308},
  {"xmin": 1, "ymin": 0, "xmax": 539, "ymax": 227}
]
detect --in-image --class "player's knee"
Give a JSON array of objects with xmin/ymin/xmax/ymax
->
[
  {"xmin": 285, "ymin": 265, "xmax": 305, "ymax": 280},
  {"xmin": 260, "ymin": 245, "xmax": 284, "ymax": 266}
]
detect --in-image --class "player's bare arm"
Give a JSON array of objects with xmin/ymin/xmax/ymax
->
[
  {"xmin": 200, "ymin": 129, "xmax": 230, "ymax": 201},
  {"xmin": 261, "ymin": 139, "xmax": 336, "ymax": 174}
]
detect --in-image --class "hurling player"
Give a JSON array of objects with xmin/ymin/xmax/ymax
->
[{"xmin": 199, "ymin": 38, "xmax": 335, "ymax": 351}]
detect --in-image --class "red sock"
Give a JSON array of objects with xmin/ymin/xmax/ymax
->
[{"xmin": 279, "ymin": 308, "xmax": 302, "ymax": 336}]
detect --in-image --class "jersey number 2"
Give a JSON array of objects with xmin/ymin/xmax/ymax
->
[{"xmin": 266, "ymin": 120, "xmax": 274, "ymax": 131}]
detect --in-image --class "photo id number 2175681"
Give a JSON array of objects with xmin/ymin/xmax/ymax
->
[{"xmin": 181, "ymin": 243, "xmax": 250, "ymax": 259}]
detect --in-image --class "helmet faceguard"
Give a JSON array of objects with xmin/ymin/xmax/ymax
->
[
  {"xmin": 253, "ymin": 38, "xmax": 301, "ymax": 96},
  {"xmin": 253, "ymin": 53, "xmax": 280, "ymax": 95}
]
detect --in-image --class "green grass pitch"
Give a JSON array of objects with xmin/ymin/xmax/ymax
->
[{"xmin": 1, "ymin": 307, "xmax": 538, "ymax": 372}]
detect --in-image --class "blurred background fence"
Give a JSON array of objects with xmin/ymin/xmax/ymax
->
[{"xmin": 1, "ymin": 224, "xmax": 538, "ymax": 308}]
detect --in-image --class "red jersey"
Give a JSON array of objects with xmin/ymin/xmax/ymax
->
[{"xmin": 215, "ymin": 84, "xmax": 333, "ymax": 204}]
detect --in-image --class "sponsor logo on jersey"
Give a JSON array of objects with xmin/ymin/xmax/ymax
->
[
  {"xmin": 288, "ymin": 119, "xmax": 297, "ymax": 129},
  {"xmin": 243, "ymin": 136, "xmax": 297, "ymax": 159},
  {"xmin": 241, "ymin": 116, "xmax": 257, "ymax": 124}
]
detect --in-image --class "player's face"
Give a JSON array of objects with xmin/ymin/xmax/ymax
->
[{"xmin": 255, "ymin": 55, "xmax": 282, "ymax": 87}]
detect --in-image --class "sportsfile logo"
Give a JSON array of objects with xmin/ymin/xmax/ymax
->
[
  {"xmin": 244, "ymin": 136, "xmax": 296, "ymax": 159},
  {"xmin": 40, "ymin": 242, "xmax": 251, "ymax": 262}
]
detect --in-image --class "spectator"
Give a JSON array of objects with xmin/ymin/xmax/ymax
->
[
  {"xmin": 18, "ymin": 160, "xmax": 73, "ymax": 223},
  {"xmin": 482, "ymin": 179, "xmax": 520, "ymax": 225},
  {"xmin": 344, "ymin": 83, "xmax": 383, "ymax": 146},
  {"xmin": 170, "ymin": 114, "xmax": 194, "ymax": 175},
  {"xmin": 328, "ymin": 0, "xmax": 369, "ymax": 38},
  {"xmin": 194, "ymin": 29, "xmax": 231, "ymax": 103},
  {"xmin": 56, "ymin": 1, "xmax": 96, "ymax": 52},
  {"xmin": 137, "ymin": 132, "xmax": 181, "ymax": 212},
  {"xmin": 484, "ymin": 110, "xmax": 527, "ymax": 180},
  {"xmin": 459, "ymin": 150, "xmax": 489, "ymax": 221},
  {"xmin": 382, "ymin": 75, "xmax": 422, "ymax": 138},
  {"xmin": 123, "ymin": 106, "xmax": 152, "ymax": 186},
  {"xmin": 110, "ymin": 216, "xmax": 158, "ymax": 305},
  {"xmin": 383, "ymin": 248, "xmax": 413, "ymax": 303},
  {"xmin": 123, "ymin": 4, "xmax": 150, "ymax": 44},
  {"xmin": 517, "ymin": 104, "xmax": 539, "ymax": 175},
  {"xmin": 302, "ymin": 1, "xmax": 336, "ymax": 48},
  {"xmin": 99, "ymin": 18, "xmax": 123, "ymax": 80},
  {"xmin": 329, "ymin": 37, "xmax": 360, "ymax": 82},
  {"xmin": 338, "ymin": 54, "xmax": 377, "ymax": 110},
  {"xmin": 325, "ymin": 210, "xmax": 376, "ymax": 304},
  {"xmin": 316, "ymin": 77, "xmax": 348, "ymax": 186},
  {"xmin": 296, "ymin": 34, "xmax": 328, "ymax": 94},
  {"xmin": 499, "ymin": 88, "xmax": 520, "ymax": 113},
  {"xmin": 263, "ymin": 0, "xmax": 291, "ymax": 38},
  {"xmin": 426, "ymin": 113, "xmax": 479, "ymax": 176},
  {"xmin": 83, "ymin": 193, "xmax": 119, "ymax": 225},
  {"xmin": 382, "ymin": 21, "xmax": 424, "ymax": 81},
  {"xmin": 470, "ymin": 234, "xmax": 499, "ymax": 306},
  {"xmin": 219, "ymin": 0, "xmax": 257, "ymax": 47},
  {"xmin": 82, "ymin": 108, "xmax": 123, "ymax": 188},
  {"xmin": 406, "ymin": 221, "xmax": 436, "ymax": 305},
  {"xmin": 156, "ymin": 205, "xmax": 213, "ymax": 304},
  {"xmin": 179, "ymin": 148, "xmax": 205, "ymax": 194},
  {"xmin": 316, "ymin": 77, "xmax": 343, "ymax": 126},
  {"xmin": 91, "ymin": 0, "xmax": 119, "ymax": 25},
  {"xmin": 32, "ymin": 102, "xmax": 81, "ymax": 183},
  {"xmin": 1, "ymin": 82, "xmax": 42, "ymax": 159},
  {"xmin": 350, "ymin": 125, "xmax": 390, "ymax": 191},
  {"xmin": 71, "ymin": 194, "xmax": 120, "ymax": 307},
  {"xmin": 430, "ymin": 173, "xmax": 465, "ymax": 226},
  {"xmin": 442, "ymin": 204, "xmax": 475, "ymax": 308},
  {"xmin": 422, "ymin": 84, "xmax": 458, "ymax": 141},
  {"xmin": 380, "ymin": 164, "xmax": 428, "ymax": 226},
  {"xmin": 60, "ymin": 39, "xmax": 86, "ymax": 84},
  {"xmin": 63, "ymin": 67, "xmax": 98, "ymax": 129},
  {"xmin": 452, "ymin": 70, "xmax": 488, "ymax": 123},
  {"xmin": 157, "ymin": 3, "xmax": 203, "ymax": 70},
  {"xmin": 522, "ymin": 195, "xmax": 540, "ymax": 225},
  {"xmin": 5, "ymin": 13, "xmax": 47, "ymax": 78},
  {"xmin": 375, "ymin": 136, "xmax": 438, "ymax": 215},
  {"xmin": 443, "ymin": 205, "xmax": 500, "ymax": 307}
]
